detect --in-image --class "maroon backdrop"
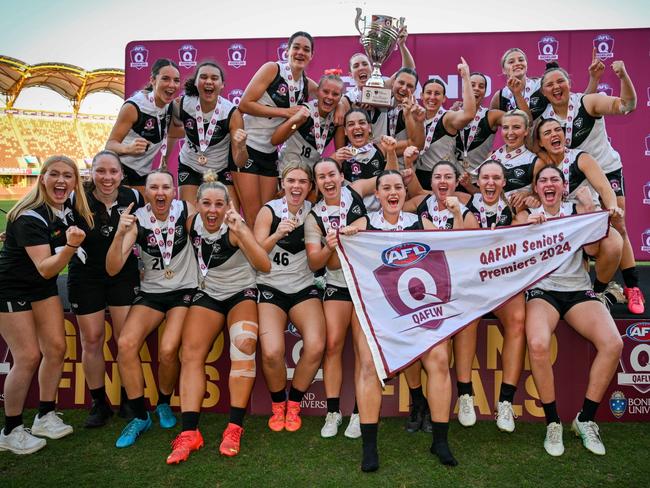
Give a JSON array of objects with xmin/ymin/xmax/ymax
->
[
  {"xmin": 2, "ymin": 315, "xmax": 648, "ymax": 422},
  {"xmin": 124, "ymin": 28, "xmax": 650, "ymax": 260}
]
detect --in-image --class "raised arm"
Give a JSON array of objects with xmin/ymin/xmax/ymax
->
[
  {"xmin": 239, "ymin": 62, "xmax": 300, "ymax": 119},
  {"xmin": 583, "ymin": 60, "xmax": 636, "ymax": 117},
  {"xmin": 229, "ymin": 109, "xmax": 249, "ymax": 168},
  {"xmin": 226, "ymin": 202, "xmax": 270, "ymax": 272},
  {"xmin": 270, "ymin": 105, "xmax": 310, "ymax": 146},
  {"xmin": 106, "ymin": 202, "xmax": 138, "ymax": 276},
  {"xmin": 443, "ymin": 58, "xmax": 477, "ymax": 133}
]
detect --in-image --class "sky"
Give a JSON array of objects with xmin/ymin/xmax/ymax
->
[{"xmin": 2, "ymin": 0, "xmax": 648, "ymax": 113}]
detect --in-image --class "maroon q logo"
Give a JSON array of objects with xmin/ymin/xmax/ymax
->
[
  {"xmin": 228, "ymin": 89, "xmax": 244, "ymax": 106},
  {"xmin": 593, "ymin": 34, "xmax": 614, "ymax": 60},
  {"xmin": 277, "ymin": 42, "xmax": 288, "ymax": 62},
  {"xmin": 537, "ymin": 36, "xmax": 559, "ymax": 62},
  {"xmin": 129, "ymin": 45, "xmax": 149, "ymax": 70},
  {"xmin": 373, "ymin": 243, "xmax": 451, "ymax": 330},
  {"xmin": 227, "ymin": 43, "xmax": 247, "ymax": 69},
  {"xmin": 178, "ymin": 44, "xmax": 197, "ymax": 69}
]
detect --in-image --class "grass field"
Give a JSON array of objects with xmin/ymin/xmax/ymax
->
[
  {"xmin": 0, "ymin": 409, "xmax": 648, "ymax": 487},
  {"xmin": 0, "ymin": 200, "xmax": 14, "ymax": 233}
]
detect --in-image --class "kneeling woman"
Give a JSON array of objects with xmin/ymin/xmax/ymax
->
[
  {"xmin": 515, "ymin": 166, "xmax": 623, "ymax": 457},
  {"xmin": 107, "ymin": 171, "xmax": 197, "ymax": 448},
  {"xmin": 341, "ymin": 170, "xmax": 458, "ymax": 471},
  {"xmin": 167, "ymin": 173, "xmax": 270, "ymax": 464},
  {"xmin": 254, "ymin": 161, "xmax": 326, "ymax": 432}
]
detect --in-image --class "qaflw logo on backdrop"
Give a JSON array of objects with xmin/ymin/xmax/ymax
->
[
  {"xmin": 593, "ymin": 34, "xmax": 615, "ymax": 60},
  {"xmin": 178, "ymin": 44, "xmax": 197, "ymax": 69},
  {"xmin": 129, "ymin": 45, "xmax": 149, "ymax": 70},
  {"xmin": 228, "ymin": 89, "xmax": 244, "ymax": 106},
  {"xmin": 374, "ymin": 242, "xmax": 452, "ymax": 330},
  {"xmin": 227, "ymin": 44, "xmax": 247, "ymax": 69},
  {"xmin": 277, "ymin": 42, "xmax": 289, "ymax": 62},
  {"xmin": 618, "ymin": 322, "xmax": 650, "ymax": 394},
  {"xmin": 537, "ymin": 36, "xmax": 559, "ymax": 62}
]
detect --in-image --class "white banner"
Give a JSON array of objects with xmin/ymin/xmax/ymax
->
[{"xmin": 337, "ymin": 211, "xmax": 610, "ymax": 379}]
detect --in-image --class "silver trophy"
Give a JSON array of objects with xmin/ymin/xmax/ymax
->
[{"xmin": 354, "ymin": 8, "xmax": 405, "ymax": 107}]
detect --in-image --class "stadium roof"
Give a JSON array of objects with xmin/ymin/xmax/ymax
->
[{"xmin": 0, "ymin": 55, "xmax": 124, "ymax": 112}]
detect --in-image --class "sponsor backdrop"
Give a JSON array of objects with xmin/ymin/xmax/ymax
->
[
  {"xmin": 123, "ymin": 28, "xmax": 650, "ymax": 259},
  {"xmin": 1, "ymin": 316, "xmax": 649, "ymax": 422}
]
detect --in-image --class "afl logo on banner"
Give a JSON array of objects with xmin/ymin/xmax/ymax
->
[
  {"xmin": 593, "ymin": 34, "xmax": 615, "ymax": 60},
  {"xmin": 373, "ymin": 243, "xmax": 451, "ymax": 330},
  {"xmin": 129, "ymin": 45, "xmax": 149, "ymax": 70},
  {"xmin": 227, "ymin": 44, "xmax": 247, "ymax": 69},
  {"xmin": 228, "ymin": 89, "xmax": 244, "ymax": 106},
  {"xmin": 597, "ymin": 83, "xmax": 613, "ymax": 97},
  {"xmin": 618, "ymin": 322, "xmax": 650, "ymax": 393},
  {"xmin": 178, "ymin": 44, "xmax": 198, "ymax": 69},
  {"xmin": 537, "ymin": 36, "xmax": 559, "ymax": 62},
  {"xmin": 277, "ymin": 42, "xmax": 289, "ymax": 62}
]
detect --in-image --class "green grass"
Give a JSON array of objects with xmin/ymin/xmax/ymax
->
[
  {"xmin": 0, "ymin": 410, "xmax": 648, "ymax": 487},
  {"xmin": 0, "ymin": 200, "xmax": 14, "ymax": 232}
]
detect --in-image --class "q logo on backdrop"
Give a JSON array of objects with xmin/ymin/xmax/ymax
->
[
  {"xmin": 277, "ymin": 42, "xmax": 289, "ymax": 62},
  {"xmin": 373, "ymin": 242, "xmax": 451, "ymax": 330},
  {"xmin": 228, "ymin": 89, "xmax": 244, "ymax": 106},
  {"xmin": 178, "ymin": 44, "xmax": 198, "ymax": 69},
  {"xmin": 618, "ymin": 322, "xmax": 650, "ymax": 393},
  {"xmin": 129, "ymin": 45, "xmax": 149, "ymax": 70},
  {"xmin": 537, "ymin": 36, "xmax": 559, "ymax": 62},
  {"xmin": 227, "ymin": 44, "xmax": 247, "ymax": 69},
  {"xmin": 593, "ymin": 34, "xmax": 615, "ymax": 60}
]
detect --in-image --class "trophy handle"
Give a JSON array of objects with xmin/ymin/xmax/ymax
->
[{"xmin": 355, "ymin": 8, "xmax": 364, "ymax": 36}]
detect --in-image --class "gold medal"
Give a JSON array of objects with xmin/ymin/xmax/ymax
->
[
  {"xmin": 349, "ymin": 147, "xmax": 359, "ymax": 156},
  {"xmin": 198, "ymin": 154, "xmax": 208, "ymax": 165},
  {"xmin": 164, "ymin": 269, "xmax": 175, "ymax": 279}
]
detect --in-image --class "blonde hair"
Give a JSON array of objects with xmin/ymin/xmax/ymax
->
[
  {"xmin": 500, "ymin": 48, "xmax": 527, "ymax": 70},
  {"xmin": 281, "ymin": 160, "xmax": 313, "ymax": 182},
  {"xmin": 502, "ymin": 109, "xmax": 530, "ymax": 129},
  {"xmin": 197, "ymin": 170, "xmax": 229, "ymax": 202},
  {"xmin": 8, "ymin": 155, "xmax": 94, "ymax": 228}
]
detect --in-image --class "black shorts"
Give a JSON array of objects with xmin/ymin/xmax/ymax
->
[
  {"xmin": 0, "ymin": 283, "xmax": 59, "ymax": 308},
  {"xmin": 68, "ymin": 277, "xmax": 140, "ymax": 315},
  {"xmin": 605, "ymin": 168, "xmax": 625, "ymax": 197},
  {"xmin": 0, "ymin": 299, "xmax": 33, "ymax": 313},
  {"xmin": 525, "ymin": 288, "xmax": 599, "ymax": 319},
  {"xmin": 121, "ymin": 164, "xmax": 148, "ymax": 187},
  {"xmin": 190, "ymin": 287, "xmax": 258, "ymax": 315},
  {"xmin": 132, "ymin": 288, "xmax": 196, "ymax": 313},
  {"xmin": 239, "ymin": 146, "xmax": 278, "ymax": 178},
  {"xmin": 177, "ymin": 162, "xmax": 234, "ymax": 187},
  {"xmin": 257, "ymin": 284, "xmax": 321, "ymax": 313},
  {"xmin": 323, "ymin": 285, "xmax": 352, "ymax": 302}
]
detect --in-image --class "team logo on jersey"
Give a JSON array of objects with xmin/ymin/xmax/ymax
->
[
  {"xmin": 609, "ymin": 179, "xmax": 621, "ymax": 192},
  {"xmin": 244, "ymin": 288, "xmax": 257, "ymax": 299},
  {"xmin": 175, "ymin": 226, "xmax": 183, "ymax": 237},
  {"xmin": 643, "ymin": 182, "xmax": 650, "ymax": 205},
  {"xmin": 227, "ymin": 44, "xmax": 247, "ymax": 69},
  {"xmin": 374, "ymin": 244, "xmax": 452, "ymax": 330},
  {"xmin": 129, "ymin": 45, "xmax": 149, "ymax": 70},
  {"xmin": 641, "ymin": 230, "xmax": 650, "ymax": 252},
  {"xmin": 183, "ymin": 294, "xmax": 193, "ymax": 304},
  {"xmin": 147, "ymin": 234, "xmax": 157, "ymax": 247},
  {"xmin": 277, "ymin": 42, "xmax": 289, "ymax": 62},
  {"xmin": 537, "ymin": 36, "xmax": 559, "ymax": 62},
  {"xmin": 593, "ymin": 34, "xmax": 614, "ymax": 60},
  {"xmin": 144, "ymin": 118, "xmax": 155, "ymax": 131},
  {"xmin": 597, "ymin": 83, "xmax": 613, "ymax": 97},
  {"xmin": 178, "ymin": 44, "xmax": 198, "ymax": 69},
  {"xmin": 609, "ymin": 391, "xmax": 627, "ymax": 419},
  {"xmin": 618, "ymin": 322, "xmax": 650, "ymax": 393},
  {"xmin": 573, "ymin": 117, "xmax": 583, "ymax": 129},
  {"xmin": 184, "ymin": 119, "xmax": 195, "ymax": 130},
  {"xmin": 351, "ymin": 205, "xmax": 362, "ymax": 215},
  {"xmin": 645, "ymin": 135, "xmax": 650, "ymax": 156},
  {"xmin": 513, "ymin": 168, "xmax": 526, "ymax": 178},
  {"xmin": 228, "ymin": 89, "xmax": 244, "ymax": 106},
  {"xmin": 277, "ymin": 83, "xmax": 288, "ymax": 96},
  {"xmin": 350, "ymin": 162, "xmax": 361, "ymax": 175}
]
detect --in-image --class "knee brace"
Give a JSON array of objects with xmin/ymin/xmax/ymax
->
[{"xmin": 229, "ymin": 321, "xmax": 258, "ymax": 378}]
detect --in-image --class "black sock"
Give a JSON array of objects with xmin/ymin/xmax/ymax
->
[
  {"xmin": 409, "ymin": 386, "xmax": 426, "ymax": 408},
  {"xmin": 353, "ymin": 400, "xmax": 359, "ymax": 415},
  {"xmin": 128, "ymin": 396, "xmax": 148, "ymax": 421},
  {"xmin": 229, "ymin": 406, "xmax": 246, "ymax": 427},
  {"xmin": 593, "ymin": 279, "xmax": 607, "ymax": 294},
  {"xmin": 90, "ymin": 386, "xmax": 107, "ymax": 404},
  {"xmin": 622, "ymin": 267, "xmax": 639, "ymax": 288},
  {"xmin": 38, "ymin": 401, "xmax": 55, "ymax": 418},
  {"xmin": 430, "ymin": 422, "xmax": 458, "ymax": 467},
  {"xmin": 456, "ymin": 381, "xmax": 473, "ymax": 397},
  {"xmin": 499, "ymin": 383, "xmax": 517, "ymax": 404},
  {"xmin": 288, "ymin": 386, "xmax": 305, "ymax": 403},
  {"xmin": 270, "ymin": 389, "xmax": 286, "ymax": 403},
  {"xmin": 542, "ymin": 401, "xmax": 560, "ymax": 425},
  {"xmin": 326, "ymin": 397, "xmax": 340, "ymax": 413},
  {"xmin": 3, "ymin": 414, "xmax": 23, "ymax": 435},
  {"xmin": 158, "ymin": 391, "xmax": 172, "ymax": 406},
  {"xmin": 578, "ymin": 398, "xmax": 600, "ymax": 422},
  {"xmin": 360, "ymin": 423, "xmax": 379, "ymax": 472},
  {"xmin": 181, "ymin": 411, "xmax": 200, "ymax": 431}
]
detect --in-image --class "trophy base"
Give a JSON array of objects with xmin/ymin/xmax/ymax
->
[{"xmin": 361, "ymin": 86, "xmax": 393, "ymax": 107}]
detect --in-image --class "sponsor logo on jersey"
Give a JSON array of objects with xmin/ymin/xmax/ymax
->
[
  {"xmin": 573, "ymin": 117, "xmax": 583, "ymax": 129},
  {"xmin": 192, "ymin": 292, "xmax": 204, "ymax": 303},
  {"xmin": 537, "ymin": 36, "xmax": 559, "ymax": 62},
  {"xmin": 178, "ymin": 44, "xmax": 198, "ymax": 69},
  {"xmin": 228, "ymin": 89, "xmax": 244, "ymax": 106},
  {"xmin": 374, "ymin": 245, "xmax": 452, "ymax": 330},
  {"xmin": 129, "ymin": 45, "xmax": 149, "ymax": 70},
  {"xmin": 643, "ymin": 182, "xmax": 650, "ymax": 205},
  {"xmin": 609, "ymin": 390, "xmax": 627, "ymax": 419},
  {"xmin": 227, "ymin": 44, "xmax": 247, "ymax": 69},
  {"xmin": 618, "ymin": 322, "xmax": 650, "ymax": 393},
  {"xmin": 178, "ymin": 172, "xmax": 189, "ymax": 183},
  {"xmin": 262, "ymin": 290, "xmax": 274, "ymax": 300},
  {"xmin": 277, "ymin": 42, "xmax": 289, "ymax": 62},
  {"xmin": 596, "ymin": 83, "xmax": 613, "ymax": 97},
  {"xmin": 593, "ymin": 34, "xmax": 614, "ymax": 60}
]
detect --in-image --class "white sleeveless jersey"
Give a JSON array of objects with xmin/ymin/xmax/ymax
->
[
  {"xmin": 562, "ymin": 148, "xmax": 600, "ymax": 206},
  {"xmin": 500, "ymin": 77, "xmax": 541, "ymax": 112},
  {"xmin": 454, "ymin": 108, "xmax": 496, "ymax": 174},
  {"xmin": 529, "ymin": 203, "xmax": 591, "ymax": 291},
  {"xmin": 418, "ymin": 113, "xmax": 456, "ymax": 172},
  {"xmin": 190, "ymin": 217, "xmax": 256, "ymax": 301},
  {"xmin": 367, "ymin": 211, "xmax": 421, "ymax": 230},
  {"xmin": 244, "ymin": 62, "xmax": 307, "ymax": 154},
  {"xmin": 540, "ymin": 93, "xmax": 622, "ymax": 173},
  {"xmin": 134, "ymin": 200, "xmax": 198, "ymax": 293},
  {"xmin": 120, "ymin": 91, "xmax": 172, "ymax": 176},
  {"xmin": 277, "ymin": 110, "xmax": 336, "ymax": 173},
  {"xmin": 256, "ymin": 198, "xmax": 314, "ymax": 293},
  {"xmin": 178, "ymin": 95, "xmax": 235, "ymax": 173}
]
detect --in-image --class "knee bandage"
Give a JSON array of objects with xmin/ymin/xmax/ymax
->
[{"xmin": 229, "ymin": 321, "xmax": 258, "ymax": 378}]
